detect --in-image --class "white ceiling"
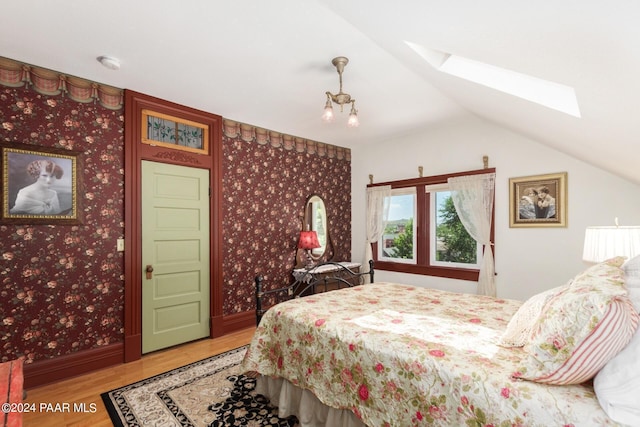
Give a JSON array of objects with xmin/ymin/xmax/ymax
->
[{"xmin": 2, "ymin": 1, "xmax": 639, "ymax": 184}]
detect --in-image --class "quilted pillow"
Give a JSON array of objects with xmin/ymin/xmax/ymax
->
[
  {"xmin": 516, "ymin": 257, "xmax": 639, "ymax": 385},
  {"xmin": 498, "ymin": 285, "xmax": 567, "ymax": 347}
]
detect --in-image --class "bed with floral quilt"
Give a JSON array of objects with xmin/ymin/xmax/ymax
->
[{"xmin": 242, "ymin": 257, "xmax": 640, "ymax": 427}]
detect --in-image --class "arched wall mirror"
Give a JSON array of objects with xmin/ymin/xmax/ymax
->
[{"xmin": 304, "ymin": 194, "xmax": 328, "ymax": 258}]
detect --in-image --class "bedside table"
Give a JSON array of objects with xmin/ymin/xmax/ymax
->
[{"xmin": 292, "ymin": 261, "xmax": 362, "ymax": 294}]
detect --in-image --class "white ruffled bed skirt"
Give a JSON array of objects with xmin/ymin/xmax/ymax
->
[{"xmin": 256, "ymin": 375, "xmax": 367, "ymax": 427}]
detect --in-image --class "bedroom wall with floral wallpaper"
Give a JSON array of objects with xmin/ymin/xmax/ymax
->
[
  {"xmin": 220, "ymin": 125, "xmax": 352, "ymax": 314},
  {"xmin": 0, "ymin": 84, "xmax": 125, "ymax": 365},
  {"xmin": 0, "ymin": 61, "xmax": 352, "ymax": 366}
]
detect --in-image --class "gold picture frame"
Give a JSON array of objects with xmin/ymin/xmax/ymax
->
[
  {"xmin": 1, "ymin": 143, "xmax": 83, "ymax": 224},
  {"xmin": 509, "ymin": 172, "xmax": 567, "ymax": 228},
  {"xmin": 141, "ymin": 109, "xmax": 209, "ymax": 155}
]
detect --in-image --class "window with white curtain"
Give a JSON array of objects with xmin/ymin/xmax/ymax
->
[
  {"xmin": 427, "ymin": 184, "xmax": 481, "ymax": 270},
  {"xmin": 370, "ymin": 168, "xmax": 495, "ymax": 281},
  {"xmin": 377, "ymin": 188, "xmax": 416, "ymax": 264}
]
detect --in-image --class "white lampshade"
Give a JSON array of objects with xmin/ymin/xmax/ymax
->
[{"xmin": 583, "ymin": 226, "xmax": 640, "ymax": 263}]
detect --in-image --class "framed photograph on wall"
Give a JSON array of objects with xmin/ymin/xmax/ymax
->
[
  {"xmin": 1, "ymin": 143, "xmax": 83, "ymax": 224},
  {"xmin": 509, "ymin": 172, "xmax": 567, "ymax": 228}
]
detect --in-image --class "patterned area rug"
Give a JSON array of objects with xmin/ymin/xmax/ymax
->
[{"xmin": 101, "ymin": 346, "xmax": 298, "ymax": 426}]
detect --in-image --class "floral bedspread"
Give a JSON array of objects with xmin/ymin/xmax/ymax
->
[{"xmin": 242, "ymin": 283, "xmax": 619, "ymax": 427}]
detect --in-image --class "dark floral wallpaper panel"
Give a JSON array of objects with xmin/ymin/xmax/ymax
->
[
  {"xmin": 0, "ymin": 85, "xmax": 125, "ymax": 364},
  {"xmin": 221, "ymin": 137, "xmax": 352, "ymax": 313},
  {"xmin": 1, "ymin": 81, "xmax": 352, "ymax": 365}
]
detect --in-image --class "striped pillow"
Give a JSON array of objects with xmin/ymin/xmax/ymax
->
[{"xmin": 515, "ymin": 257, "xmax": 639, "ymax": 385}]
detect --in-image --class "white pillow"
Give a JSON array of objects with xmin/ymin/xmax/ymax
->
[
  {"xmin": 624, "ymin": 255, "xmax": 640, "ymax": 288},
  {"xmin": 629, "ymin": 288, "xmax": 640, "ymax": 313},
  {"xmin": 594, "ymin": 325, "xmax": 640, "ymax": 426}
]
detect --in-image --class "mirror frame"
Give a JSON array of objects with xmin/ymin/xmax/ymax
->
[{"xmin": 297, "ymin": 194, "xmax": 331, "ymax": 267}]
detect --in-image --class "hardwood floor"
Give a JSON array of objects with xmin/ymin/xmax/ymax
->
[{"xmin": 22, "ymin": 327, "xmax": 255, "ymax": 427}]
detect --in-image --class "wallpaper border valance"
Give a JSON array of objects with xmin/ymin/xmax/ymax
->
[
  {"xmin": 0, "ymin": 57, "xmax": 350, "ymax": 159},
  {"xmin": 222, "ymin": 119, "xmax": 351, "ymax": 161},
  {"xmin": 0, "ymin": 56, "xmax": 123, "ymax": 110}
]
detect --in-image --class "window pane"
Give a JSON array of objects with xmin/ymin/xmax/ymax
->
[
  {"xmin": 379, "ymin": 190, "xmax": 416, "ymax": 263},
  {"xmin": 147, "ymin": 116, "xmax": 204, "ymax": 148},
  {"xmin": 141, "ymin": 109, "xmax": 209, "ymax": 154},
  {"xmin": 431, "ymin": 190, "xmax": 480, "ymax": 268}
]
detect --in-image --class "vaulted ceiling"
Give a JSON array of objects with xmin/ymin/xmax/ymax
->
[{"xmin": 2, "ymin": 1, "xmax": 639, "ymax": 184}]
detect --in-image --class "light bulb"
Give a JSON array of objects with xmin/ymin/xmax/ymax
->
[
  {"xmin": 347, "ymin": 105, "xmax": 359, "ymax": 128},
  {"xmin": 322, "ymin": 102, "xmax": 334, "ymax": 123}
]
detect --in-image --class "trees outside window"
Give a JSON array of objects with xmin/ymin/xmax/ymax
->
[
  {"xmin": 433, "ymin": 192, "xmax": 478, "ymax": 267},
  {"xmin": 378, "ymin": 190, "xmax": 415, "ymax": 264}
]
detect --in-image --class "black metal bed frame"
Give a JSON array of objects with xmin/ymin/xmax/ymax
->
[{"xmin": 254, "ymin": 260, "xmax": 374, "ymax": 325}]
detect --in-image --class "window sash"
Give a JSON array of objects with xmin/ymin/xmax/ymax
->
[
  {"xmin": 427, "ymin": 187, "xmax": 481, "ymax": 270},
  {"xmin": 369, "ymin": 167, "xmax": 495, "ymax": 281},
  {"xmin": 378, "ymin": 188, "xmax": 416, "ymax": 264}
]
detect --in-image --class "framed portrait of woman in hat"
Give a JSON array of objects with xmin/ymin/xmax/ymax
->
[{"xmin": 1, "ymin": 142, "xmax": 83, "ymax": 224}]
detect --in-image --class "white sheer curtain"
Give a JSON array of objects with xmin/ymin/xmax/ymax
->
[
  {"xmin": 363, "ymin": 185, "xmax": 391, "ymax": 277},
  {"xmin": 447, "ymin": 173, "xmax": 496, "ymax": 296}
]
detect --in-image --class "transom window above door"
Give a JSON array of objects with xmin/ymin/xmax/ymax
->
[{"xmin": 142, "ymin": 109, "xmax": 209, "ymax": 155}]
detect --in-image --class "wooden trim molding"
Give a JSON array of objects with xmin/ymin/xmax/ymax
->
[
  {"xmin": 23, "ymin": 343, "xmax": 123, "ymax": 389},
  {"xmin": 123, "ymin": 90, "xmax": 223, "ymax": 362},
  {"xmin": 23, "ymin": 310, "xmax": 253, "ymax": 388},
  {"xmin": 221, "ymin": 311, "xmax": 255, "ymax": 335}
]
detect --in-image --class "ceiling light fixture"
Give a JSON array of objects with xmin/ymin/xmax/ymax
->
[
  {"xmin": 97, "ymin": 55, "xmax": 121, "ymax": 71},
  {"xmin": 322, "ymin": 56, "xmax": 359, "ymax": 128}
]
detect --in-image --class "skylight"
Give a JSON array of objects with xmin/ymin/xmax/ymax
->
[{"xmin": 405, "ymin": 42, "xmax": 581, "ymax": 118}]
